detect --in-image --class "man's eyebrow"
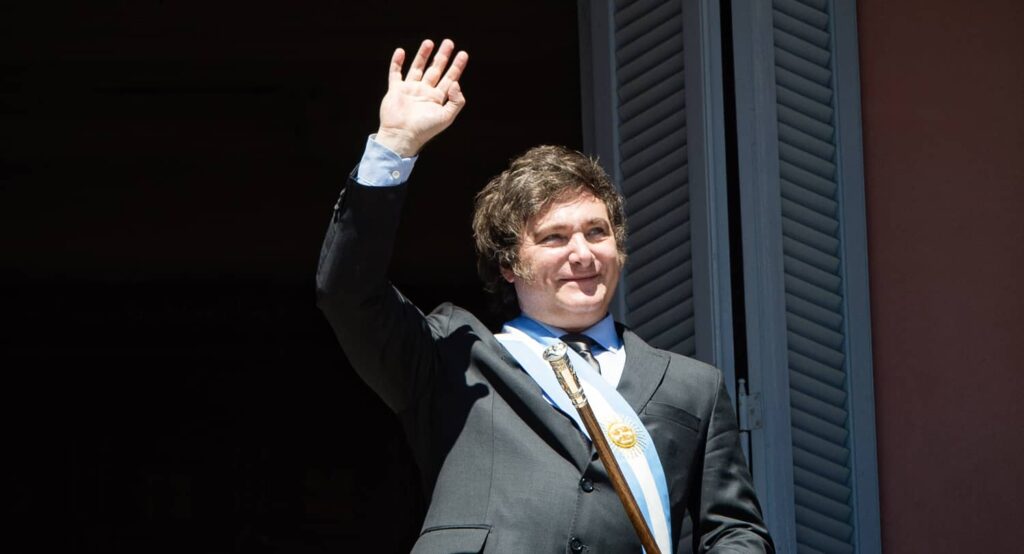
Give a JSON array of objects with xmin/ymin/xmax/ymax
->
[{"xmin": 533, "ymin": 218, "xmax": 610, "ymax": 234}]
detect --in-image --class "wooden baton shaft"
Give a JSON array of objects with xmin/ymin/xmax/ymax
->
[{"xmin": 543, "ymin": 344, "xmax": 662, "ymax": 554}]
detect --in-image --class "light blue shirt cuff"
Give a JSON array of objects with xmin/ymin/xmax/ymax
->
[{"xmin": 355, "ymin": 134, "xmax": 418, "ymax": 187}]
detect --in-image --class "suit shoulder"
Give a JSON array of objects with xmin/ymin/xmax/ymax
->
[
  {"xmin": 426, "ymin": 302, "xmax": 490, "ymax": 336},
  {"xmin": 665, "ymin": 350, "xmax": 722, "ymax": 381}
]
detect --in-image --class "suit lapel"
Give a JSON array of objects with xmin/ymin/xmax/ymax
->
[
  {"xmin": 473, "ymin": 325, "xmax": 669, "ymax": 473},
  {"xmin": 616, "ymin": 327, "xmax": 670, "ymax": 415},
  {"xmin": 478, "ymin": 331, "xmax": 592, "ymax": 473}
]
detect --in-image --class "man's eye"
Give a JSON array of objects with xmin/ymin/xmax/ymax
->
[
  {"xmin": 540, "ymin": 234, "xmax": 566, "ymax": 244},
  {"xmin": 587, "ymin": 227, "xmax": 609, "ymax": 238}
]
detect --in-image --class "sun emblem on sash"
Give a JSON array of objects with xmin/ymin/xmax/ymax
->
[{"xmin": 605, "ymin": 419, "xmax": 646, "ymax": 456}]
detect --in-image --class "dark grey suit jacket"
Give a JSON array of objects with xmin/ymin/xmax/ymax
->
[{"xmin": 316, "ymin": 177, "xmax": 773, "ymax": 553}]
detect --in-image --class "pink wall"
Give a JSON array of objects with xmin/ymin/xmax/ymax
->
[{"xmin": 857, "ymin": 0, "xmax": 1024, "ymax": 551}]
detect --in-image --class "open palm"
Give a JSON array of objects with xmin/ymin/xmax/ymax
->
[{"xmin": 376, "ymin": 39, "xmax": 468, "ymax": 157}]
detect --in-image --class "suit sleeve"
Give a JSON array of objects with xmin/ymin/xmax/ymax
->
[
  {"xmin": 315, "ymin": 173, "xmax": 441, "ymax": 414},
  {"xmin": 694, "ymin": 375, "xmax": 775, "ymax": 553}
]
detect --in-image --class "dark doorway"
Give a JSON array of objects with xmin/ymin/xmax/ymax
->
[{"xmin": 3, "ymin": 2, "xmax": 582, "ymax": 552}]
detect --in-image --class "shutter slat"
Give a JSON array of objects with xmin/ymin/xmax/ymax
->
[
  {"xmin": 795, "ymin": 505, "xmax": 853, "ymax": 543},
  {"xmin": 774, "ymin": 0, "xmax": 829, "ymax": 30},
  {"xmin": 779, "ymin": 142, "xmax": 836, "ymax": 180},
  {"xmin": 789, "ymin": 350, "xmax": 845, "ymax": 388},
  {"xmin": 628, "ymin": 259, "xmax": 693, "ymax": 307},
  {"xmin": 792, "ymin": 426, "xmax": 849, "ymax": 466},
  {"xmin": 621, "ymin": 96, "xmax": 686, "ymax": 154},
  {"xmin": 784, "ymin": 259, "xmax": 843, "ymax": 299},
  {"xmin": 619, "ymin": 51, "xmax": 685, "ymax": 101},
  {"xmin": 779, "ymin": 120, "xmax": 835, "ymax": 160},
  {"xmin": 794, "ymin": 466, "xmax": 852, "ymax": 505},
  {"xmin": 796, "ymin": 523, "xmax": 854, "ymax": 554},
  {"xmin": 786, "ymin": 293, "xmax": 843, "ymax": 332},
  {"xmin": 787, "ymin": 312, "xmax": 844, "ymax": 350},
  {"xmin": 776, "ymin": 66, "xmax": 832, "ymax": 106},
  {"xmin": 783, "ymin": 236, "xmax": 840, "ymax": 274},
  {"xmin": 782, "ymin": 197, "xmax": 839, "ymax": 237},
  {"xmin": 783, "ymin": 217, "xmax": 840, "ymax": 257},
  {"xmin": 614, "ymin": 0, "xmax": 660, "ymax": 29},
  {"xmin": 795, "ymin": 484, "xmax": 853, "ymax": 523},
  {"xmin": 639, "ymin": 305, "xmax": 695, "ymax": 347},
  {"xmin": 620, "ymin": 49, "xmax": 685, "ymax": 101},
  {"xmin": 622, "ymin": 224, "xmax": 688, "ymax": 274},
  {"xmin": 777, "ymin": 85, "xmax": 834, "ymax": 125},
  {"xmin": 618, "ymin": 14, "xmax": 683, "ymax": 70},
  {"xmin": 676, "ymin": 335, "xmax": 696, "ymax": 356},
  {"xmin": 793, "ymin": 447, "xmax": 850, "ymax": 484},
  {"xmin": 792, "ymin": 392, "xmax": 849, "ymax": 431},
  {"xmin": 779, "ymin": 103, "xmax": 835, "ymax": 143},
  {"xmin": 781, "ymin": 178, "xmax": 837, "ymax": 218},
  {"xmin": 629, "ymin": 215, "xmax": 690, "ymax": 263},
  {"xmin": 785, "ymin": 275, "xmax": 842, "ymax": 317},
  {"xmin": 622, "ymin": 147, "xmax": 689, "ymax": 195},
  {"xmin": 774, "ymin": 28, "xmax": 830, "ymax": 66},
  {"xmin": 788, "ymin": 331, "xmax": 845, "ymax": 369},
  {"xmin": 789, "ymin": 368, "xmax": 846, "ymax": 406},
  {"xmin": 630, "ymin": 280, "xmax": 693, "ymax": 323},
  {"xmin": 619, "ymin": 47, "xmax": 685, "ymax": 105},
  {"xmin": 799, "ymin": 0, "xmax": 829, "ymax": 12},
  {"xmin": 772, "ymin": 9, "xmax": 829, "ymax": 48},
  {"xmin": 624, "ymin": 166, "xmax": 688, "ymax": 211},
  {"xmin": 616, "ymin": 0, "xmax": 680, "ymax": 48},
  {"xmin": 620, "ymin": 78, "xmax": 687, "ymax": 131},
  {"xmin": 775, "ymin": 47, "xmax": 832, "ymax": 87},
  {"xmin": 780, "ymin": 160, "xmax": 837, "ymax": 198},
  {"xmin": 622, "ymin": 127, "xmax": 687, "ymax": 176}
]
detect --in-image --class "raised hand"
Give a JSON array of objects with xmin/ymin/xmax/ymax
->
[{"xmin": 375, "ymin": 39, "xmax": 469, "ymax": 157}]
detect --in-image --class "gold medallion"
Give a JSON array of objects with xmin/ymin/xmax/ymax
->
[{"xmin": 606, "ymin": 421, "xmax": 638, "ymax": 449}]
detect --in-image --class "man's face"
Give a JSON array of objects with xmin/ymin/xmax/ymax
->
[{"xmin": 502, "ymin": 191, "xmax": 621, "ymax": 332}]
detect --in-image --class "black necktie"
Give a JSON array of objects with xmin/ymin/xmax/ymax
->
[{"xmin": 560, "ymin": 333, "xmax": 602, "ymax": 374}]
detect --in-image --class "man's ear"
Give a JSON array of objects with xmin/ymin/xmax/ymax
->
[{"xmin": 500, "ymin": 265, "xmax": 516, "ymax": 283}]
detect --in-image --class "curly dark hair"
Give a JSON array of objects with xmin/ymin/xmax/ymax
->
[{"xmin": 471, "ymin": 145, "xmax": 627, "ymax": 319}]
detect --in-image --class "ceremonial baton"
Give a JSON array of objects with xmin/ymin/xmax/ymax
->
[{"xmin": 543, "ymin": 342, "xmax": 662, "ymax": 554}]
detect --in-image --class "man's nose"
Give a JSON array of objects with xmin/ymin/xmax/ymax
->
[{"xmin": 567, "ymin": 233, "xmax": 595, "ymax": 265}]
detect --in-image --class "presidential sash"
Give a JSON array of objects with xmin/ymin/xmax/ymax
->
[{"xmin": 496, "ymin": 317, "xmax": 673, "ymax": 554}]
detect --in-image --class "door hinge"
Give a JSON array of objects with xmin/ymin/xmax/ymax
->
[{"xmin": 737, "ymin": 378, "xmax": 763, "ymax": 432}]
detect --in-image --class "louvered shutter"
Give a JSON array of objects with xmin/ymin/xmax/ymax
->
[
  {"xmin": 731, "ymin": 1, "xmax": 881, "ymax": 552},
  {"xmin": 615, "ymin": 0, "xmax": 695, "ymax": 355},
  {"xmin": 579, "ymin": 0, "xmax": 735, "ymax": 367}
]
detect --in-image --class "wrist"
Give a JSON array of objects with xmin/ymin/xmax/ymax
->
[{"xmin": 374, "ymin": 128, "xmax": 422, "ymax": 158}]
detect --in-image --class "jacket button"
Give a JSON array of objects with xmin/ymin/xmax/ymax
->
[
  {"xmin": 579, "ymin": 478, "xmax": 594, "ymax": 493},
  {"xmin": 569, "ymin": 537, "xmax": 584, "ymax": 552}
]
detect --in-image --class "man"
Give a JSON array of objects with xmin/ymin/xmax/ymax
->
[{"xmin": 317, "ymin": 38, "xmax": 773, "ymax": 553}]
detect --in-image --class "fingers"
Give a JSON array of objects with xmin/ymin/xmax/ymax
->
[
  {"xmin": 388, "ymin": 48, "xmax": 406, "ymax": 87},
  {"xmin": 436, "ymin": 50, "xmax": 469, "ymax": 94},
  {"xmin": 401, "ymin": 38, "xmax": 467, "ymax": 89},
  {"xmin": 405, "ymin": 39, "xmax": 434, "ymax": 82},
  {"xmin": 422, "ymin": 39, "xmax": 454, "ymax": 86}
]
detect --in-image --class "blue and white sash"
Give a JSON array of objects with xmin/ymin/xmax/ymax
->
[{"xmin": 496, "ymin": 316, "xmax": 672, "ymax": 554}]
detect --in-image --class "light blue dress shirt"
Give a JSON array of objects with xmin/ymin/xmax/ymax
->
[{"xmin": 355, "ymin": 135, "xmax": 417, "ymax": 187}]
